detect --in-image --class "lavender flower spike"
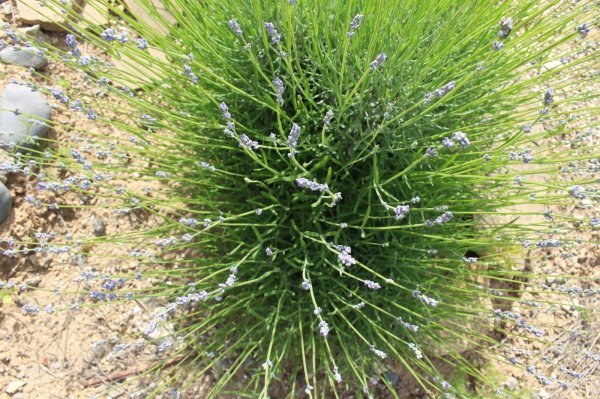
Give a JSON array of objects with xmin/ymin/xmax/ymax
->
[
  {"xmin": 228, "ymin": 19, "xmax": 243, "ymax": 36},
  {"xmin": 323, "ymin": 109, "xmax": 334, "ymax": 125},
  {"xmin": 239, "ymin": 134, "xmax": 259, "ymax": 150},
  {"xmin": 265, "ymin": 22, "xmax": 281, "ymax": 44},
  {"xmin": 370, "ymin": 52, "xmax": 387, "ymax": 70},
  {"xmin": 451, "ymin": 131, "xmax": 470, "ymax": 148},
  {"xmin": 577, "ymin": 23, "xmax": 590, "ymax": 39},
  {"xmin": 394, "ymin": 205, "xmax": 409, "ymax": 220},
  {"xmin": 347, "ymin": 14, "xmax": 364, "ymax": 38},
  {"xmin": 273, "ymin": 76, "xmax": 284, "ymax": 104},
  {"xmin": 219, "ymin": 102, "xmax": 231, "ymax": 119},
  {"xmin": 287, "ymin": 123, "xmax": 301, "ymax": 156}
]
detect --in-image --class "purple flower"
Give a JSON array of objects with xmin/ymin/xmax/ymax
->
[
  {"xmin": 296, "ymin": 177, "xmax": 328, "ymax": 192},
  {"xmin": 287, "ymin": 123, "xmax": 301, "ymax": 156},
  {"xmin": 451, "ymin": 131, "xmax": 470, "ymax": 148},
  {"xmin": 364, "ymin": 280, "xmax": 381, "ymax": 290},
  {"xmin": 65, "ymin": 34, "xmax": 80, "ymax": 56},
  {"xmin": 137, "ymin": 38, "xmax": 149, "ymax": 49},
  {"xmin": 442, "ymin": 137, "xmax": 455, "ymax": 148},
  {"xmin": 273, "ymin": 76, "xmax": 284, "ymax": 104},
  {"xmin": 369, "ymin": 345, "xmax": 387, "ymax": 359},
  {"xmin": 333, "ymin": 244, "xmax": 356, "ymax": 267},
  {"xmin": 347, "ymin": 14, "xmax": 364, "ymax": 38},
  {"xmin": 100, "ymin": 28, "xmax": 117, "ymax": 41},
  {"xmin": 319, "ymin": 320, "xmax": 329, "ymax": 337},
  {"xmin": 228, "ymin": 18, "xmax": 243, "ymax": 36},
  {"xmin": 219, "ymin": 102, "xmax": 231, "ymax": 119},
  {"xmin": 239, "ymin": 134, "xmax": 259, "ymax": 150},
  {"xmin": 393, "ymin": 205, "xmax": 409, "ymax": 220},
  {"xmin": 369, "ymin": 52, "xmax": 387, "ymax": 70},
  {"xmin": 425, "ymin": 147, "xmax": 437, "ymax": 157},
  {"xmin": 323, "ymin": 109, "xmax": 334, "ymax": 125},
  {"xmin": 434, "ymin": 211, "xmax": 453, "ymax": 225},
  {"xmin": 577, "ymin": 23, "xmax": 590, "ymax": 39},
  {"xmin": 493, "ymin": 41, "xmax": 504, "ymax": 51},
  {"xmin": 265, "ymin": 22, "xmax": 281, "ymax": 44}
]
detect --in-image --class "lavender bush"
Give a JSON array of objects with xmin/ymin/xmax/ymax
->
[{"xmin": 2, "ymin": 0, "xmax": 598, "ymax": 397}]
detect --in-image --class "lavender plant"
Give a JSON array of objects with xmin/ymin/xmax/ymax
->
[{"xmin": 2, "ymin": 0, "xmax": 598, "ymax": 398}]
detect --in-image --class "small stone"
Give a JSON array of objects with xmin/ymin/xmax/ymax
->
[
  {"xmin": 2, "ymin": 2, "xmax": 12, "ymax": 16},
  {"xmin": 0, "ymin": 46, "xmax": 47, "ymax": 70},
  {"xmin": 542, "ymin": 60, "xmax": 562, "ymax": 70},
  {"xmin": 536, "ymin": 389, "xmax": 550, "ymax": 399},
  {"xmin": 0, "ymin": 83, "xmax": 52, "ymax": 148},
  {"xmin": 0, "ymin": 182, "xmax": 11, "ymax": 224},
  {"xmin": 383, "ymin": 371, "xmax": 400, "ymax": 385},
  {"xmin": 580, "ymin": 198, "xmax": 593, "ymax": 207},
  {"xmin": 92, "ymin": 216, "xmax": 106, "ymax": 236},
  {"xmin": 5, "ymin": 380, "xmax": 25, "ymax": 395},
  {"xmin": 91, "ymin": 340, "xmax": 109, "ymax": 358},
  {"xmin": 0, "ymin": 149, "xmax": 12, "ymax": 183},
  {"xmin": 504, "ymin": 377, "xmax": 518, "ymax": 390},
  {"xmin": 72, "ymin": 253, "xmax": 86, "ymax": 267},
  {"xmin": 26, "ymin": 276, "xmax": 41, "ymax": 287},
  {"xmin": 19, "ymin": 25, "xmax": 45, "ymax": 43}
]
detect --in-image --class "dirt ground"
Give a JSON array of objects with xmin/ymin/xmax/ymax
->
[{"xmin": 0, "ymin": 3, "xmax": 598, "ymax": 399}]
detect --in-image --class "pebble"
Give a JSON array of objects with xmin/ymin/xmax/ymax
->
[
  {"xmin": 0, "ymin": 83, "xmax": 52, "ymax": 148},
  {"xmin": 19, "ymin": 25, "xmax": 45, "ymax": 43},
  {"xmin": 5, "ymin": 380, "xmax": 25, "ymax": 395},
  {"xmin": 26, "ymin": 276, "xmax": 41, "ymax": 287},
  {"xmin": 0, "ymin": 46, "xmax": 47, "ymax": 70},
  {"xmin": 536, "ymin": 389, "xmax": 550, "ymax": 399},
  {"xmin": 504, "ymin": 377, "xmax": 518, "ymax": 390},
  {"xmin": 1, "ymin": 2, "xmax": 12, "ymax": 16},
  {"xmin": 92, "ymin": 216, "xmax": 106, "ymax": 236},
  {"xmin": 0, "ymin": 182, "xmax": 11, "ymax": 224},
  {"xmin": 383, "ymin": 371, "xmax": 400, "ymax": 385}
]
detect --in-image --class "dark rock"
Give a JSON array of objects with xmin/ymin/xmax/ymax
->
[{"xmin": 0, "ymin": 182, "xmax": 11, "ymax": 224}]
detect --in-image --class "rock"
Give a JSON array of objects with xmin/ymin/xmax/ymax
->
[
  {"xmin": 72, "ymin": 253, "xmax": 86, "ymax": 267},
  {"xmin": 26, "ymin": 276, "xmax": 41, "ymax": 287},
  {"xmin": 122, "ymin": 0, "xmax": 176, "ymax": 36},
  {"xmin": 19, "ymin": 25, "xmax": 44, "ymax": 43},
  {"xmin": 504, "ymin": 377, "xmax": 518, "ymax": 390},
  {"xmin": 536, "ymin": 389, "xmax": 550, "ymax": 399},
  {"xmin": 92, "ymin": 216, "xmax": 106, "ymax": 236},
  {"xmin": 0, "ymin": 46, "xmax": 47, "ymax": 69},
  {"xmin": 542, "ymin": 60, "xmax": 562, "ymax": 70},
  {"xmin": 0, "ymin": 83, "xmax": 52, "ymax": 148},
  {"xmin": 0, "ymin": 182, "xmax": 11, "ymax": 224},
  {"xmin": 580, "ymin": 198, "xmax": 593, "ymax": 208},
  {"xmin": 15, "ymin": 0, "xmax": 82, "ymax": 32},
  {"xmin": 383, "ymin": 371, "xmax": 400, "ymax": 385},
  {"xmin": 2, "ymin": 2, "xmax": 12, "ymax": 16},
  {"xmin": 5, "ymin": 380, "xmax": 25, "ymax": 395},
  {"xmin": 0, "ymin": 149, "xmax": 14, "ymax": 184}
]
